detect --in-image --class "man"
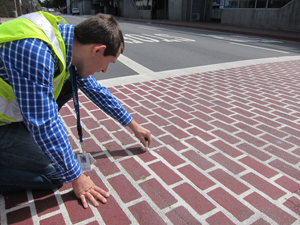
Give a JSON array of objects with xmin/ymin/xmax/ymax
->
[
  {"xmin": 0, "ymin": 12, "xmax": 151, "ymax": 208},
  {"xmin": 152, "ymin": 1, "xmax": 157, "ymax": 20}
]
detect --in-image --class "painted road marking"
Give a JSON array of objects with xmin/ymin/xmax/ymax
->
[
  {"xmin": 125, "ymin": 34, "xmax": 160, "ymax": 43},
  {"xmin": 230, "ymin": 42, "xmax": 289, "ymax": 54},
  {"xmin": 200, "ymin": 34, "xmax": 283, "ymax": 43},
  {"xmin": 124, "ymin": 34, "xmax": 195, "ymax": 44},
  {"xmin": 143, "ymin": 34, "xmax": 195, "ymax": 42},
  {"xmin": 117, "ymin": 54, "xmax": 154, "ymax": 74}
]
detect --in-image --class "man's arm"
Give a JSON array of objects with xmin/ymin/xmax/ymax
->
[
  {"xmin": 77, "ymin": 74, "xmax": 132, "ymax": 126},
  {"xmin": 77, "ymin": 74, "xmax": 152, "ymax": 147},
  {"xmin": 73, "ymin": 73, "xmax": 152, "ymax": 207},
  {"xmin": 4, "ymin": 39, "xmax": 82, "ymax": 182}
]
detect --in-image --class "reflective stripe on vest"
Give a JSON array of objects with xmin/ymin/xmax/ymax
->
[
  {"xmin": 0, "ymin": 99, "xmax": 22, "ymax": 124},
  {"xmin": 0, "ymin": 13, "xmax": 67, "ymax": 125},
  {"xmin": 19, "ymin": 13, "xmax": 65, "ymax": 66},
  {"xmin": 0, "ymin": 78, "xmax": 22, "ymax": 124}
]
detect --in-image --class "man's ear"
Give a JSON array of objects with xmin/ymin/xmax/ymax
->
[{"xmin": 92, "ymin": 45, "xmax": 106, "ymax": 56}]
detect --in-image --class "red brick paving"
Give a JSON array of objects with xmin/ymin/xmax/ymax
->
[{"xmin": 1, "ymin": 60, "xmax": 300, "ymax": 224}]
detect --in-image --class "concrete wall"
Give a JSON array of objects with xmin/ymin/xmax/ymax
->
[
  {"xmin": 76, "ymin": 0, "xmax": 92, "ymax": 15},
  {"xmin": 221, "ymin": 8, "xmax": 279, "ymax": 28},
  {"xmin": 191, "ymin": 0, "xmax": 204, "ymax": 21},
  {"xmin": 142, "ymin": 10, "xmax": 152, "ymax": 19},
  {"xmin": 181, "ymin": 0, "xmax": 187, "ymax": 21},
  {"xmin": 169, "ymin": 0, "xmax": 207, "ymax": 22},
  {"xmin": 123, "ymin": 0, "xmax": 141, "ymax": 18},
  {"xmin": 185, "ymin": 0, "xmax": 191, "ymax": 20},
  {"xmin": 277, "ymin": 0, "xmax": 300, "ymax": 31},
  {"xmin": 113, "ymin": 0, "xmax": 181, "ymax": 20},
  {"xmin": 117, "ymin": 0, "xmax": 124, "ymax": 16},
  {"xmin": 70, "ymin": 2, "xmax": 76, "ymax": 11},
  {"xmin": 251, "ymin": 9, "xmax": 279, "ymax": 28},
  {"xmin": 221, "ymin": 0, "xmax": 300, "ymax": 31},
  {"xmin": 118, "ymin": 0, "xmax": 299, "ymax": 31},
  {"xmin": 156, "ymin": 9, "xmax": 165, "ymax": 19},
  {"xmin": 122, "ymin": 0, "xmax": 155, "ymax": 19},
  {"xmin": 210, "ymin": 8, "xmax": 222, "ymax": 19},
  {"xmin": 169, "ymin": 0, "xmax": 183, "ymax": 20}
]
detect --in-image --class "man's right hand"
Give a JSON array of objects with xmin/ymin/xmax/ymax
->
[{"xmin": 72, "ymin": 173, "xmax": 109, "ymax": 208}]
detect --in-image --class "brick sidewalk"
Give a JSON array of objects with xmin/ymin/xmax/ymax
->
[{"xmin": 1, "ymin": 59, "xmax": 300, "ymax": 224}]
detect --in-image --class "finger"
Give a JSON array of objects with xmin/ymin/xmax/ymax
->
[
  {"xmin": 148, "ymin": 136, "xmax": 152, "ymax": 147},
  {"xmin": 85, "ymin": 192, "xmax": 100, "ymax": 206},
  {"xmin": 140, "ymin": 138, "xmax": 146, "ymax": 148},
  {"xmin": 145, "ymin": 133, "xmax": 152, "ymax": 148},
  {"xmin": 94, "ymin": 186, "xmax": 110, "ymax": 198},
  {"xmin": 90, "ymin": 189, "xmax": 107, "ymax": 204},
  {"xmin": 80, "ymin": 195, "xmax": 89, "ymax": 209}
]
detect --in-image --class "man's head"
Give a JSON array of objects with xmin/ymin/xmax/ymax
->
[
  {"xmin": 74, "ymin": 13, "xmax": 124, "ymax": 57},
  {"xmin": 72, "ymin": 14, "xmax": 124, "ymax": 78}
]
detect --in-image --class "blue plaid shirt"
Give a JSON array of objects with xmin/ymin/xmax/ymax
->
[{"xmin": 0, "ymin": 24, "xmax": 132, "ymax": 183}]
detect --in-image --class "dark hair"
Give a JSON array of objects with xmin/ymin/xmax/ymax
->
[{"xmin": 74, "ymin": 13, "xmax": 124, "ymax": 57}]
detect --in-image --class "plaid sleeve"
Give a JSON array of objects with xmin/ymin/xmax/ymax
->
[
  {"xmin": 2, "ymin": 39, "xmax": 82, "ymax": 183},
  {"xmin": 76, "ymin": 73, "xmax": 133, "ymax": 126}
]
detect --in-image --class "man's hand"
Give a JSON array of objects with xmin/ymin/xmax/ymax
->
[
  {"xmin": 127, "ymin": 119, "xmax": 152, "ymax": 148},
  {"xmin": 72, "ymin": 173, "xmax": 109, "ymax": 208}
]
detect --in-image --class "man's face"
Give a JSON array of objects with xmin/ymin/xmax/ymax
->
[{"xmin": 78, "ymin": 46, "xmax": 121, "ymax": 79}]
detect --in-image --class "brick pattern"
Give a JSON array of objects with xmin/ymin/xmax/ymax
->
[{"xmin": 1, "ymin": 60, "xmax": 300, "ymax": 224}]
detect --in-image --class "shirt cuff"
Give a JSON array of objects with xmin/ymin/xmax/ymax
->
[
  {"xmin": 60, "ymin": 159, "xmax": 83, "ymax": 183},
  {"xmin": 121, "ymin": 114, "xmax": 133, "ymax": 127}
]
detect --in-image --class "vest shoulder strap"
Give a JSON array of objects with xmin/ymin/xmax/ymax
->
[{"xmin": 19, "ymin": 12, "xmax": 65, "ymax": 66}]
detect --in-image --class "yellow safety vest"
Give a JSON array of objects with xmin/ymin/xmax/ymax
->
[{"xmin": 0, "ymin": 12, "xmax": 70, "ymax": 126}]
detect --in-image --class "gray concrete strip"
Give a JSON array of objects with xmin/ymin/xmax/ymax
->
[{"xmin": 98, "ymin": 55, "xmax": 300, "ymax": 87}]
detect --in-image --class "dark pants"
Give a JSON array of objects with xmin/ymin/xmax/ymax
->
[
  {"xmin": 152, "ymin": 9, "xmax": 156, "ymax": 19},
  {"xmin": 0, "ymin": 80, "xmax": 73, "ymax": 194}
]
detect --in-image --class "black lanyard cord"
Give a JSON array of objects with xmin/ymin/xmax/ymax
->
[{"xmin": 69, "ymin": 66, "xmax": 83, "ymax": 144}]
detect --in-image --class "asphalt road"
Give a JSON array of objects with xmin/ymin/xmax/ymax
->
[{"xmin": 62, "ymin": 14, "xmax": 300, "ymax": 81}]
